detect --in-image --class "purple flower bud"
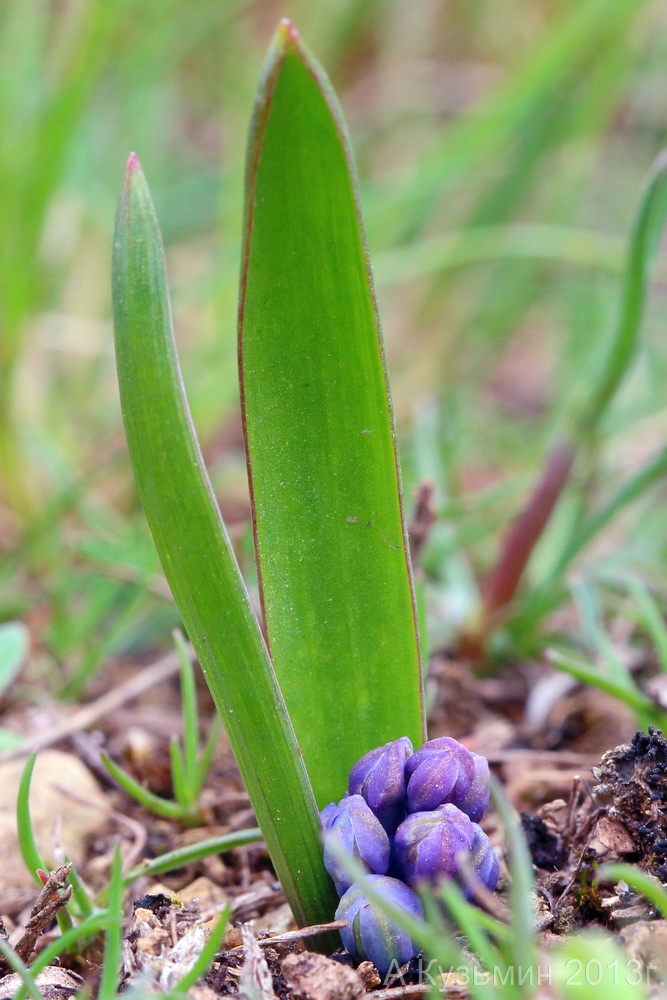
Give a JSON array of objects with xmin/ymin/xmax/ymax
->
[
  {"xmin": 321, "ymin": 795, "xmax": 390, "ymax": 895},
  {"xmin": 394, "ymin": 803, "xmax": 475, "ymax": 888},
  {"xmin": 348, "ymin": 737, "xmax": 413, "ymax": 835},
  {"xmin": 471, "ymin": 824, "xmax": 499, "ymax": 893},
  {"xmin": 405, "ymin": 737, "xmax": 476, "ymax": 814},
  {"xmin": 456, "ymin": 824, "xmax": 499, "ymax": 899},
  {"xmin": 456, "ymin": 754, "xmax": 490, "ymax": 823},
  {"xmin": 336, "ymin": 875, "xmax": 423, "ymax": 975}
]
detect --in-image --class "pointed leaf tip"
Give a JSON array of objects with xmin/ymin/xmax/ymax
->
[
  {"xmin": 125, "ymin": 152, "xmax": 141, "ymax": 176},
  {"xmin": 276, "ymin": 18, "xmax": 300, "ymax": 48}
]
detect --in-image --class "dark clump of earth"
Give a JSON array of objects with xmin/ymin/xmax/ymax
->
[
  {"xmin": 592, "ymin": 726, "xmax": 667, "ymax": 881},
  {"xmin": 521, "ymin": 813, "xmax": 566, "ymax": 872}
]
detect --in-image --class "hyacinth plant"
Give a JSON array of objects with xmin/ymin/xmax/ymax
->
[{"xmin": 112, "ymin": 19, "xmax": 429, "ymax": 941}]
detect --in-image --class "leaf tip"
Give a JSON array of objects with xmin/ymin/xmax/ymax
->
[
  {"xmin": 277, "ymin": 18, "xmax": 300, "ymax": 47},
  {"xmin": 125, "ymin": 151, "xmax": 142, "ymax": 179}
]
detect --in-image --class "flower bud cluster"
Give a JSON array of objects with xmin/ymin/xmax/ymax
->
[{"xmin": 322, "ymin": 736, "xmax": 498, "ymax": 974}]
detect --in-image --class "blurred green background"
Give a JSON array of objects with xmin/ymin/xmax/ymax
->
[{"xmin": 1, "ymin": 0, "xmax": 666, "ymax": 689}]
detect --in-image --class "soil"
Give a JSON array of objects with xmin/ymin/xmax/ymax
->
[{"xmin": 0, "ymin": 642, "xmax": 666, "ymax": 998}]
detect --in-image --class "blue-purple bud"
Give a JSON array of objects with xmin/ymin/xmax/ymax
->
[
  {"xmin": 348, "ymin": 737, "xmax": 413, "ymax": 835},
  {"xmin": 457, "ymin": 824, "xmax": 500, "ymax": 898},
  {"xmin": 394, "ymin": 803, "xmax": 475, "ymax": 888},
  {"xmin": 405, "ymin": 737, "xmax": 476, "ymax": 814},
  {"xmin": 456, "ymin": 753, "xmax": 490, "ymax": 823},
  {"xmin": 321, "ymin": 794, "xmax": 391, "ymax": 895},
  {"xmin": 336, "ymin": 875, "xmax": 423, "ymax": 975}
]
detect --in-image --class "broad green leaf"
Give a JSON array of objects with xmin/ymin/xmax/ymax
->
[
  {"xmin": 239, "ymin": 21, "xmax": 425, "ymax": 808},
  {"xmin": 112, "ymin": 154, "xmax": 338, "ymax": 931}
]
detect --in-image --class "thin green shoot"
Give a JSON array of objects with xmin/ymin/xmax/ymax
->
[
  {"xmin": 65, "ymin": 858, "xmax": 96, "ymax": 921},
  {"xmin": 101, "ymin": 752, "xmax": 187, "ymax": 821},
  {"xmin": 489, "ymin": 774, "xmax": 538, "ymax": 991},
  {"xmin": 101, "ymin": 630, "xmax": 221, "ymax": 826},
  {"xmin": 97, "ymin": 844, "xmax": 125, "ymax": 1000},
  {"xmin": 174, "ymin": 629, "xmax": 199, "ymax": 786},
  {"xmin": 625, "ymin": 579, "xmax": 667, "ymax": 673},
  {"xmin": 436, "ymin": 881, "xmax": 502, "ymax": 982},
  {"xmin": 476, "ymin": 150, "xmax": 667, "ymax": 644},
  {"xmin": 547, "ymin": 648, "xmax": 666, "ymax": 730},
  {"xmin": 16, "ymin": 753, "xmax": 42, "ymax": 886},
  {"xmin": 122, "ymin": 828, "xmax": 262, "ymax": 884},
  {"xmin": 572, "ymin": 581, "xmax": 632, "ymax": 689}
]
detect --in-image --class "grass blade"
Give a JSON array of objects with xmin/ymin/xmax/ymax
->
[
  {"xmin": 577, "ymin": 151, "xmax": 667, "ymax": 434},
  {"xmin": 16, "ymin": 752, "xmax": 44, "ymax": 886},
  {"xmin": 173, "ymin": 629, "xmax": 200, "ymax": 785},
  {"xmin": 112, "ymin": 152, "xmax": 338, "ymax": 930},
  {"xmin": 123, "ymin": 828, "xmax": 262, "ymax": 883},
  {"xmin": 477, "ymin": 151, "xmax": 667, "ymax": 640},
  {"xmin": 97, "ymin": 845, "xmax": 124, "ymax": 1000},
  {"xmin": 238, "ymin": 20, "xmax": 424, "ymax": 808},
  {"xmin": 102, "ymin": 751, "xmax": 187, "ymax": 821}
]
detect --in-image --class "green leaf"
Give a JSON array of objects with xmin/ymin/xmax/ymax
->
[
  {"xmin": 97, "ymin": 845, "xmax": 124, "ymax": 1000},
  {"xmin": 123, "ymin": 829, "xmax": 262, "ymax": 883},
  {"xmin": 16, "ymin": 752, "xmax": 44, "ymax": 886},
  {"xmin": 112, "ymin": 152, "xmax": 338, "ymax": 931},
  {"xmin": 576, "ymin": 150, "xmax": 667, "ymax": 434},
  {"xmin": 239, "ymin": 20, "xmax": 425, "ymax": 808},
  {"xmin": 101, "ymin": 751, "xmax": 188, "ymax": 821}
]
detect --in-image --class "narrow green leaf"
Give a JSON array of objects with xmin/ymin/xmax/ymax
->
[
  {"xmin": 112, "ymin": 153, "xmax": 338, "ymax": 930},
  {"xmin": 194, "ymin": 713, "xmax": 223, "ymax": 794},
  {"xmin": 577, "ymin": 150, "xmax": 667, "ymax": 434},
  {"xmin": 102, "ymin": 751, "xmax": 186, "ymax": 820},
  {"xmin": 173, "ymin": 629, "xmax": 199, "ymax": 786},
  {"xmin": 97, "ymin": 845, "xmax": 124, "ymax": 1000},
  {"xmin": 169, "ymin": 737, "xmax": 189, "ymax": 812},
  {"xmin": 547, "ymin": 648, "xmax": 665, "ymax": 725},
  {"xmin": 28, "ymin": 910, "xmax": 112, "ymax": 981},
  {"xmin": 16, "ymin": 752, "xmax": 44, "ymax": 886},
  {"xmin": 123, "ymin": 829, "xmax": 262, "ymax": 883},
  {"xmin": 239, "ymin": 20, "xmax": 425, "ymax": 808},
  {"xmin": 626, "ymin": 579, "xmax": 667, "ymax": 673}
]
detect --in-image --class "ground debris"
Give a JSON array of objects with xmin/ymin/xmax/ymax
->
[
  {"xmin": 518, "ymin": 728, "xmax": 667, "ymax": 939},
  {"xmin": 281, "ymin": 951, "xmax": 365, "ymax": 1000},
  {"xmin": 0, "ymin": 967, "xmax": 84, "ymax": 1000},
  {"xmin": 620, "ymin": 919, "xmax": 667, "ymax": 983},
  {"xmin": 592, "ymin": 726, "xmax": 667, "ymax": 880},
  {"xmin": 238, "ymin": 923, "xmax": 278, "ymax": 1000},
  {"xmin": 121, "ymin": 890, "xmax": 224, "ymax": 993}
]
